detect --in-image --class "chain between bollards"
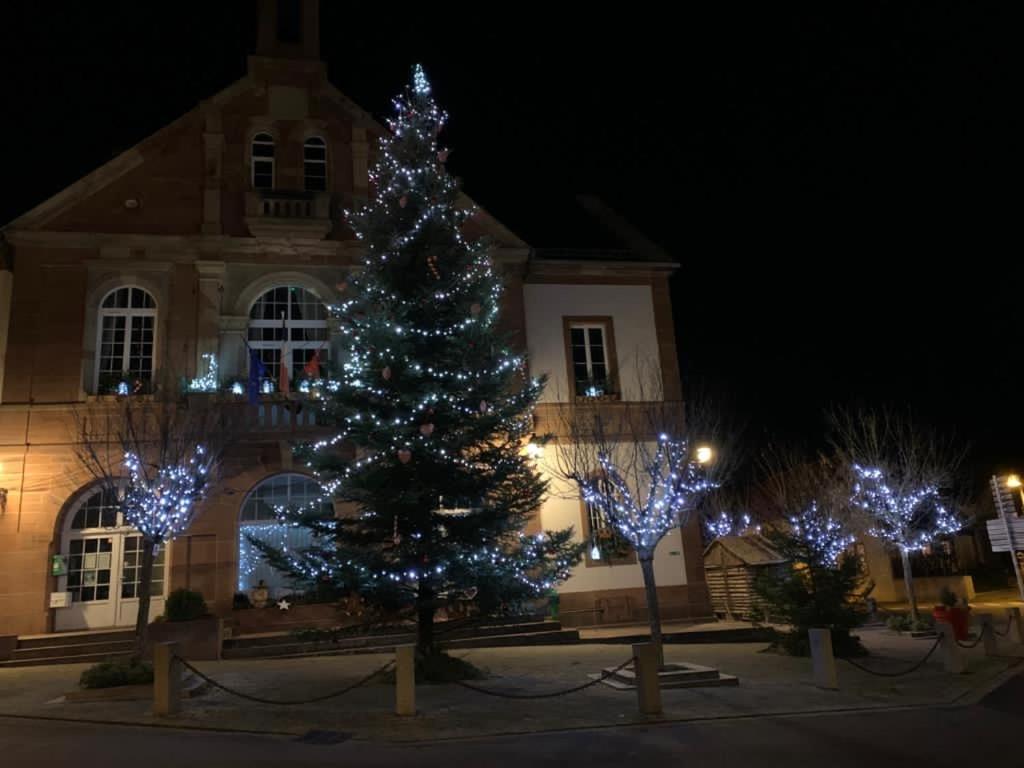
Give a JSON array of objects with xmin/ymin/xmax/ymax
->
[
  {"xmin": 174, "ymin": 655, "xmax": 394, "ymax": 705},
  {"xmin": 838, "ymin": 634, "xmax": 943, "ymax": 678},
  {"xmin": 451, "ymin": 656, "xmax": 636, "ymax": 700}
]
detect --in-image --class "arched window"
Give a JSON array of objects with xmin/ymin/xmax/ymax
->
[
  {"xmin": 55, "ymin": 484, "xmax": 168, "ymax": 631},
  {"xmin": 252, "ymin": 132, "xmax": 275, "ymax": 189},
  {"xmin": 238, "ymin": 473, "xmax": 330, "ymax": 594},
  {"xmin": 303, "ymin": 137, "xmax": 327, "ymax": 192},
  {"xmin": 96, "ymin": 286, "xmax": 157, "ymax": 393},
  {"xmin": 247, "ymin": 286, "xmax": 329, "ymax": 391}
]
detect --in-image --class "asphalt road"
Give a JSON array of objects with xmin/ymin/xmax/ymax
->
[{"xmin": 2, "ymin": 673, "xmax": 1020, "ymax": 768}]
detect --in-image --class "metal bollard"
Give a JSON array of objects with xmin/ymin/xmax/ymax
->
[
  {"xmin": 808, "ymin": 628, "xmax": 838, "ymax": 690},
  {"xmin": 936, "ymin": 622, "xmax": 966, "ymax": 674},
  {"xmin": 977, "ymin": 613, "xmax": 997, "ymax": 656},
  {"xmin": 394, "ymin": 645, "xmax": 416, "ymax": 716},
  {"xmin": 632, "ymin": 643, "xmax": 662, "ymax": 715},
  {"xmin": 153, "ymin": 641, "xmax": 182, "ymax": 716},
  {"xmin": 1010, "ymin": 607, "xmax": 1024, "ymax": 646}
]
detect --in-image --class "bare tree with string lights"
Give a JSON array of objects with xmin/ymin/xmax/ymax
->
[
  {"xmin": 75, "ymin": 387, "xmax": 234, "ymax": 655},
  {"xmin": 554, "ymin": 373, "xmax": 731, "ymax": 665},
  {"xmin": 832, "ymin": 409, "xmax": 965, "ymax": 624}
]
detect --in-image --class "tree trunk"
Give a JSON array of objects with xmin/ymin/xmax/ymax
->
[
  {"xmin": 639, "ymin": 553, "xmax": 664, "ymax": 668},
  {"xmin": 900, "ymin": 548, "xmax": 920, "ymax": 624},
  {"xmin": 134, "ymin": 538, "xmax": 157, "ymax": 659},
  {"xmin": 416, "ymin": 579, "xmax": 436, "ymax": 657}
]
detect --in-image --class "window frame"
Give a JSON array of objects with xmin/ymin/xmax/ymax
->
[
  {"xmin": 94, "ymin": 286, "xmax": 158, "ymax": 394},
  {"xmin": 247, "ymin": 286, "xmax": 330, "ymax": 391},
  {"xmin": 579, "ymin": 477, "xmax": 637, "ymax": 567},
  {"xmin": 303, "ymin": 136, "xmax": 327, "ymax": 192},
  {"xmin": 251, "ymin": 132, "xmax": 276, "ymax": 190},
  {"xmin": 562, "ymin": 316, "xmax": 619, "ymax": 400}
]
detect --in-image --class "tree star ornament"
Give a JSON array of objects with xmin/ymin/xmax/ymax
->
[{"xmin": 276, "ymin": 598, "xmax": 291, "ymax": 612}]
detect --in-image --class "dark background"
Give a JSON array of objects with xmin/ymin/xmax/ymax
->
[{"xmin": 1, "ymin": 3, "xmax": 1019, "ymax": 492}]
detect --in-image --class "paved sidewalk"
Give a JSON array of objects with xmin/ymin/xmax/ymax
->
[{"xmin": 1, "ymin": 628, "xmax": 1020, "ymax": 743}]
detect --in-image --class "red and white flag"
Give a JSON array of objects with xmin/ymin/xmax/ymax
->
[{"xmin": 278, "ymin": 312, "xmax": 290, "ymax": 396}]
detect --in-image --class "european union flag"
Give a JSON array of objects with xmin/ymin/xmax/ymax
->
[{"xmin": 248, "ymin": 349, "xmax": 266, "ymax": 405}]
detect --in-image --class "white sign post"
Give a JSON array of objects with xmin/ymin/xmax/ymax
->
[{"xmin": 988, "ymin": 475, "xmax": 1024, "ymax": 601}]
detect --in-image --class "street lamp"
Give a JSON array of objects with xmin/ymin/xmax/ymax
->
[{"xmin": 696, "ymin": 445, "xmax": 714, "ymax": 465}]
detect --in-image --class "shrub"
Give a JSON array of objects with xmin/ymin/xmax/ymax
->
[
  {"xmin": 79, "ymin": 658, "xmax": 154, "ymax": 689},
  {"xmin": 753, "ymin": 522, "xmax": 868, "ymax": 657},
  {"xmin": 164, "ymin": 588, "xmax": 208, "ymax": 622},
  {"xmin": 886, "ymin": 613, "xmax": 934, "ymax": 633}
]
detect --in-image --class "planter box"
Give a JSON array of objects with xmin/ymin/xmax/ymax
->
[{"xmin": 145, "ymin": 616, "xmax": 223, "ymax": 661}]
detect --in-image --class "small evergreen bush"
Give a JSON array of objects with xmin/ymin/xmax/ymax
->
[
  {"xmin": 164, "ymin": 588, "xmax": 208, "ymax": 622},
  {"xmin": 79, "ymin": 658, "xmax": 154, "ymax": 689}
]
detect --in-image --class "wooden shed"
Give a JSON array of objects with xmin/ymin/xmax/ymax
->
[{"xmin": 703, "ymin": 535, "xmax": 787, "ymax": 620}]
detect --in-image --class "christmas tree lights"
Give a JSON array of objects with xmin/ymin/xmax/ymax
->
[
  {"xmin": 255, "ymin": 65, "xmax": 582, "ymax": 653},
  {"xmin": 788, "ymin": 501, "xmax": 855, "ymax": 567}
]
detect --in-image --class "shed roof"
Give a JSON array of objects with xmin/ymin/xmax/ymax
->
[{"xmin": 703, "ymin": 535, "xmax": 786, "ymax": 567}]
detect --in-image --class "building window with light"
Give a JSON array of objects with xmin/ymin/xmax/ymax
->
[
  {"xmin": 238, "ymin": 473, "xmax": 330, "ymax": 596},
  {"xmin": 581, "ymin": 476, "xmax": 635, "ymax": 566},
  {"xmin": 252, "ymin": 133, "xmax": 275, "ymax": 189},
  {"xmin": 303, "ymin": 137, "xmax": 327, "ymax": 191},
  {"xmin": 564, "ymin": 317, "xmax": 617, "ymax": 399},
  {"xmin": 95, "ymin": 286, "xmax": 157, "ymax": 393},
  {"xmin": 247, "ymin": 286, "xmax": 329, "ymax": 391}
]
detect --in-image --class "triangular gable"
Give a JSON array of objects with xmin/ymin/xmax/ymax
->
[{"xmin": 6, "ymin": 71, "xmax": 528, "ymax": 250}]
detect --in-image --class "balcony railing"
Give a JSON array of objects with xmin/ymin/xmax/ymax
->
[{"xmin": 245, "ymin": 190, "xmax": 332, "ymax": 238}]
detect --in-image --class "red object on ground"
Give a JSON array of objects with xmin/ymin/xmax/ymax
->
[{"xmin": 933, "ymin": 605, "xmax": 970, "ymax": 640}]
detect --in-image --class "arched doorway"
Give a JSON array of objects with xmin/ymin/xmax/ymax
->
[
  {"xmin": 54, "ymin": 486, "xmax": 168, "ymax": 631},
  {"xmin": 237, "ymin": 473, "xmax": 329, "ymax": 599}
]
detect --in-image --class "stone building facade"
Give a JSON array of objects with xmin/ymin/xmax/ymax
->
[{"xmin": 0, "ymin": 0, "xmax": 709, "ymax": 636}]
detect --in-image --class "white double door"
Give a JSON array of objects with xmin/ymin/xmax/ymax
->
[{"xmin": 55, "ymin": 530, "xmax": 167, "ymax": 632}]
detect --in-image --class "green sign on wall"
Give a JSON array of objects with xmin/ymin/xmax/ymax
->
[{"xmin": 51, "ymin": 554, "xmax": 67, "ymax": 577}]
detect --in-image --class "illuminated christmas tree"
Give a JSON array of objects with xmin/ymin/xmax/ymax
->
[{"xmin": 258, "ymin": 66, "xmax": 581, "ymax": 655}]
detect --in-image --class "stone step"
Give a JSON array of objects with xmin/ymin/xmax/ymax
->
[
  {"xmin": 0, "ymin": 650, "xmax": 133, "ymax": 669},
  {"xmin": 222, "ymin": 628, "xmax": 580, "ymax": 660},
  {"xmin": 12, "ymin": 639, "xmax": 136, "ymax": 661},
  {"xmin": 593, "ymin": 671, "xmax": 740, "ymax": 690},
  {"xmin": 224, "ymin": 619, "xmax": 564, "ymax": 651},
  {"xmin": 604, "ymin": 661, "xmax": 722, "ymax": 684},
  {"xmin": 16, "ymin": 629, "xmax": 134, "ymax": 650},
  {"xmin": 443, "ymin": 629, "xmax": 580, "ymax": 650},
  {"xmin": 593, "ymin": 661, "xmax": 740, "ymax": 690}
]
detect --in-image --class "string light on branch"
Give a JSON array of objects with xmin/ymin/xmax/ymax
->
[{"xmin": 851, "ymin": 464, "xmax": 961, "ymax": 553}]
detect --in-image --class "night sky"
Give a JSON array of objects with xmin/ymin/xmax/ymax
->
[{"xmin": 1, "ymin": 3, "xmax": 1019, "ymax": 491}]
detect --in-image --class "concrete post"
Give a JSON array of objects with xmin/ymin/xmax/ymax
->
[
  {"xmin": 1009, "ymin": 607, "xmax": 1024, "ymax": 646},
  {"xmin": 394, "ymin": 645, "xmax": 416, "ymax": 716},
  {"xmin": 977, "ymin": 613, "xmax": 997, "ymax": 656},
  {"xmin": 936, "ymin": 622, "xmax": 965, "ymax": 674},
  {"xmin": 153, "ymin": 641, "xmax": 181, "ymax": 716},
  {"xmin": 632, "ymin": 643, "xmax": 662, "ymax": 715},
  {"xmin": 808, "ymin": 628, "xmax": 839, "ymax": 690}
]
